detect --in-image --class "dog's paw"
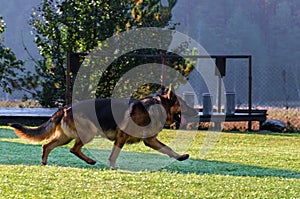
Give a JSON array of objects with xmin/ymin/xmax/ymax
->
[
  {"xmin": 87, "ymin": 159, "xmax": 97, "ymax": 165},
  {"xmin": 109, "ymin": 166, "xmax": 119, "ymax": 170},
  {"xmin": 176, "ymin": 154, "xmax": 189, "ymax": 161},
  {"xmin": 108, "ymin": 164, "xmax": 120, "ymax": 170},
  {"xmin": 41, "ymin": 161, "xmax": 47, "ymax": 166}
]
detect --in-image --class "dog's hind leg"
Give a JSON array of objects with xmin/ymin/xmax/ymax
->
[
  {"xmin": 143, "ymin": 137, "xmax": 189, "ymax": 161},
  {"xmin": 109, "ymin": 130, "xmax": 129, "ymax": 168},
  {"xmin": 42, "ymin": 134, "xmax": 72, "ymax": 165},
  {"xmin": 70, "ymin": 138, "xmax": 96, "ymax": 165}
]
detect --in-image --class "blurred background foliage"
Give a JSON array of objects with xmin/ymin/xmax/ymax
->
[
  {"xmin": 0, "ymin": 15, "xmax": 24, "ymax": 94},
  {"xmin": 25, "ymin": 0, "xmax": 194, "ymax": 107}
]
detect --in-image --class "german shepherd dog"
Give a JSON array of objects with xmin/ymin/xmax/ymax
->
[{"xmin": 9, "ymin": 85, "xmax": 197, "ymax": 168}]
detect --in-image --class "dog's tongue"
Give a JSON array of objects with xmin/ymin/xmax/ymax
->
[{"xmin": 180, "ymin": 115, "xmax": 187, "ymax": 128}]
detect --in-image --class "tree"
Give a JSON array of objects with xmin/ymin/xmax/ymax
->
[
  {"xmin": 0, "ymin": 15, "xmax": 24, "ymax": 94},
  {"xmin": 29, "ymin": 0, "xmax": 182, "ymax": 107}
]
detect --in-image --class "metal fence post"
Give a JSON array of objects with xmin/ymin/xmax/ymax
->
[{"xmin": 248, "ymin": 56, "xmax": 252, "ymax": 131}]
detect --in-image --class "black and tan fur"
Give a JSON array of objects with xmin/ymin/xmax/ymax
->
[{"xmin": 9, "ymin": 85, "xmax": 197, "ymax": 168}]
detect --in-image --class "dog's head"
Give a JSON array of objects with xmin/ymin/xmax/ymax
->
[{"xmin": 159, "ymin": 84, "xmax": 198, "ymax": 128}]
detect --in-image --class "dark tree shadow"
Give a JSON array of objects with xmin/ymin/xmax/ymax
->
[
  {"xmin": 164, "ymin": 158, "xmax": 300, "ymax": 179},
  {"xmin": 1, "ymin": 140, "xmax": 299, "ymax": 179}
]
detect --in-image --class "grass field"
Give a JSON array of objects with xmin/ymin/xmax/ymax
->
[{"xmin": 0, "ymin": 127, "xmax": 300, "ymax": 198}]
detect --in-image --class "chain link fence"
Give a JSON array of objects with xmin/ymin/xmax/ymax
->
[
  {"xmin": 0, "ymin": 90, "xmax": 41, "ymax": 108},
  {"xmin": 1, "ymin": 56, "xmax": 299, "ymax": 131},
  {"xmin": 180, "ymin": 57, "xmax": 300, "ymax": 131}
]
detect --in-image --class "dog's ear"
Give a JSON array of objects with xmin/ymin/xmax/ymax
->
[{"xmin": 167, "ymin": 84, "xmax": 177, "ymax": 102}]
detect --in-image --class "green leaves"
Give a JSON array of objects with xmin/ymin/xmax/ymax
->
[
  {"xmin": 0, "ymin": 16, "xmax": 5, "ymax": 33},
  {"xmin": 30, "ymin": 0, "xmax": 179, "ymax": 106},
  {"xmin": 0, "ymin": 15, "xmax": 24, "ymax": 94}
]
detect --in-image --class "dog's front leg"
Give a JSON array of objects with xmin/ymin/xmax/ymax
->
[
  {"xmin": 109, "ymin": 130, "xmax": 129, "ymax": 168},
  {"xmin": 143, "ymin": 137, "xmax": 189, "ymax": 161}
]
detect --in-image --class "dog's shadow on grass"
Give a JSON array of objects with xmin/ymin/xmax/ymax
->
[{"xmin": 1, "ymin": 140, "xmax": 300, "ymax": 179}]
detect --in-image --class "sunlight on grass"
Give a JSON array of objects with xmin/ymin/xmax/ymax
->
[{"xmin": 1, "ymin": 127, "xmax": 300, "ymax": 198}]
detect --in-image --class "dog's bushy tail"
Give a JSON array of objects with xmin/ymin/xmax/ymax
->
[{"xmin": 9, "ymin": 108, "xmax": 65, "ymax": 142}]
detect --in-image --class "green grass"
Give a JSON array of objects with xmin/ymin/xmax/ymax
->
[{"xmin": 0, "ymin": 127, "xmax": 300, "ymax": 198}]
